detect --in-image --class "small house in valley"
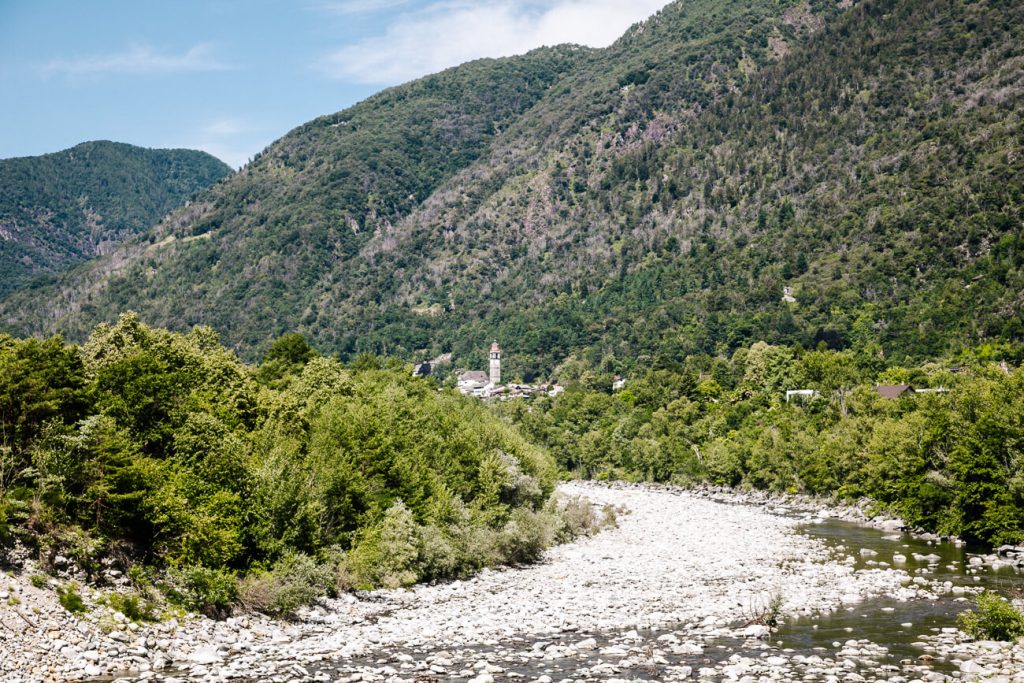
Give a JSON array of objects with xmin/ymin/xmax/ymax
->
[
  {"xmin": 785, "ymin": 389, "xmax": 820, "ymax": 403},
  {"xmin": 876, "ymin": 384, "xmax": 914, "ymax": 399}
]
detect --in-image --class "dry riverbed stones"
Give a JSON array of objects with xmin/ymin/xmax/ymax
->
[{"xmin": 1, "ymin": 482, "xmax": 1022, "ymax": 681}]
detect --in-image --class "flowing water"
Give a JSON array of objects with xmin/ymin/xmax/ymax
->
[{"xmin": 774, "ymin": 519, "xmax": 1024, "ymax": 673}]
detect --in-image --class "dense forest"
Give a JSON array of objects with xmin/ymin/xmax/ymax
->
[
  {"xmin": 497, "ymin": 341, "xmax": 1024, "ymax": 546},
  {"xmin": 0, "ymin": 316, "xmax": 606, "ymax": 617},
  {"xmin": 2, "ymin": 0, "xmax": 1020, "ymax": 375},
  {"xmin": 0, "ymin": 142, "xmax": 232, "ymax": 298}
]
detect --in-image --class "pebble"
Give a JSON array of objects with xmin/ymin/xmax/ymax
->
[{"xmin": 2, "ymin": 482, "xmax": 1022, "ymax": 683}]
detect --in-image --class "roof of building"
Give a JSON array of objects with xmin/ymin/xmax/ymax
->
[
  {"xmin": 876, "ymin": 384, "xmax": 914, "ymax": 399},
  {"xmin": 459, "ymin": 370, "xmax": 489, "ymax": 383}
]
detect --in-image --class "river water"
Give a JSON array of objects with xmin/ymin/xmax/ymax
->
[{"xmin": 775, "ymin": 519, "xmax": 1023, "ymax": 673}]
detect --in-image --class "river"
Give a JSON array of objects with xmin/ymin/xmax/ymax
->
[{"xmin": 7, "ymin": 482, "xmax": 1023, "ymax": 682}]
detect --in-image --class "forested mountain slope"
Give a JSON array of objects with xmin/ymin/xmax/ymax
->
[
  {"xmin": 0, "ymin": 47, "xmax": 587, "ymax": 351},
  {"xmin": 2, "ymin": 0, "xmax": 1021, "ymax": 375},
  {"xmin": 0, "ymin": 142, "xmax": 231, "ymax": 297}
]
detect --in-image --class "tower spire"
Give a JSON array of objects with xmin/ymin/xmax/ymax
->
[{"xmin": 489, "ymin": 340, "xmax": 501, "ymax": 385}]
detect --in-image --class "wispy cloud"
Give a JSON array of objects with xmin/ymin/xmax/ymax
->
[
  {"xmin": 168, "ymin": 118, "xmax": 261, "ymax": 170},
  {"xmin": 314, "ymin": 0, "xmax": 412, "ymax": 14},
  {"xmin": 318, "ymin": 0, "xmax": 670, "ymax": 84},
  {"xmin": 42, "ymin": 43, "xmax": 233, "ymax": 77},
  {"xmin": 200, "ymin": 118, "xmax": 249, "ymax": 138}
]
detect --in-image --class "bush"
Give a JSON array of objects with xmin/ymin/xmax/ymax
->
[
  {"xmin": 104, "ymin": 591, "xmax": 159, "ymax": 622},
  {"xmin": 958, "ymin": 592, "xmax": 1024, "ymax": 641},
  {"xmin": 344, "ymin": 502, "xmax": 421, "ymax": 589},
  {"xmin": 415, "ymin": 524, "xmax": 458, "ymax": 581},
  {"xmin": 556, "ymin": 497, "xmax": 620, "ymax": 542},
  {"xmin": 236, "ymin": 552, "xmax": 334, "ymax": 617},
  {"xmin": 164, "ymin": 566, "xmax": 238, "ymax": 619},
  {"xmin": 56, "ymin": 583, "xmax": 87, "ymax": 614},
  {"xmin": 497, "ymin": 508, "xmax": 559, "ymax": 564},
  {"xmin": 559, "ymin": 496, "xmax": 598, "ymax": 540},
  {"xmin": 29, "ymin": 574, "xmax": 49, "ymax": 589}
]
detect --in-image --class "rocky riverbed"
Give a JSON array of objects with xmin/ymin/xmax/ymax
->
[{"xmin": 1, "ymin": 482, "xmax": 1022, "ymax": 682}]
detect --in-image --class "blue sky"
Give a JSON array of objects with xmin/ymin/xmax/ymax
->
[{"xmin": 0, "ymin": 0, "xmax": 670, "ymax": 168}]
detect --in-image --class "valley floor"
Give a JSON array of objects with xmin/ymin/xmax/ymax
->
[{"xmin": 2, "ymin": 483, "xmax": 1022, "ymax": 682}]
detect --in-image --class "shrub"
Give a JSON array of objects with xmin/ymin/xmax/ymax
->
[
  {"xmin": 236, "ymin": 552, "xmax": 334, "ymax": 617},
  {"xmin": 745, "ymin": 590, "xmax": 784, "ymax": 627},
  {"xmin": 29, "ymin": 574, "xmax": 49, "ymax": 589},
  {"xmin": 164, "ymin": 566, "xmax": 238, "ymax": 619},
  {"xmin": 448, "ymin": 523, "xmax": 502, "ymax": 574},
  {"xmin": 56, "ymin": 583, "xmax": 87, "ymax": 614},
  {"xmin": 415, "ymin": 524, "xmax": 458, "ymax": 581},
  {"xmin": 559, "ymin": 496, "xmax": 598, "ymax": 540},
  {"xmin": 497, "ymin": 508, "xmax": 559, "ymax": 564},
  {"xmin": 104, "ymin": 591, "xmax": 159, "ymax": 622},
  {"xmin": 958, "ymin": 592, "xmax": 1024, "ymax": 641},
  {"xmin": 556, "ymin": 497, "xmax": 620, "ymax": 542},
  {"xmin": 344, "ymin": 502, "xmax": 421, "ymax": 589}
]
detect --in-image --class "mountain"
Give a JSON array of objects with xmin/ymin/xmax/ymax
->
[
  {"xmin": 2, "ymin": 0, "xmax": 1021, "ymax": 375},
  {"xmin": 0, "ymin": 141, "xmax": 232, "ymax": 298}
]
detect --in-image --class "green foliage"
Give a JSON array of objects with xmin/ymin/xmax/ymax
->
[
  {"xmin": 164, "ymin": 566, "xmax": 238, "ymax": 619},
  {"xmin": 103, "ymin": 591, "xmax": 159, "ymax": 622},
  {"xmin": 505, "ymin": 343, "xmax": 1024, "ymax": 546},
  {"xmin": 56, "ymin": 583, "xmax": 87, "ymax": 614},
  {"xmin": 257, "ymin": 333, "xmax": 318, "ymax": 386},
  {"xmin": 29, "ymin": 574, "xmax": 49, "ymax": 589},
  {"xmin": 0, "ymin": 141, "xmax": 230, "ymax": 298},
  {"xmin": 236, "ymin": 552, "xmax": 335, "ymax": 617},
  {"xmin": 0, "ymin": 316, "xmax": 565, "ymax": 615},
  {"xmin": 344, "ymin": 501, "xmax": 421, "ymax": 589},
  {"xmin": 958, "ymin": 592, "xmax": 1024, "ymax": 641}
]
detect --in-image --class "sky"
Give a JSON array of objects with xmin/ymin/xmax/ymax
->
[{"xmin": 0, "ymin": 0, "xmax": 671, "ymax": 169}]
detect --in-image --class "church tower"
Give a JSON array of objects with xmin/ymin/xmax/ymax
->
[{"xmin": 489, "ymin": 341, "xmax": 501, "ymax": 385}]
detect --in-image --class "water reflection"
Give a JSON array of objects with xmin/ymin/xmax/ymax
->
[{"xmin": 774, "ymin": 519, "xmax": 1023, "ymax": 671}]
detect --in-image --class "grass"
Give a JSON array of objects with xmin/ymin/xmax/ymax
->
[{"xmin": 56, "ymin": 583, "xmax": 88, "ymax": 614}]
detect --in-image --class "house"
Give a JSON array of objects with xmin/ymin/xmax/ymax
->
[
  {"xmin": 457, "ymin": 370, "xmax": 490, "ymax": 393},
  {"xmin": 785, "ymin": 389, "xmax": 819, "ymax": 403},
  {"xmin": 914, "ymin": 386, "xmax": 950, "ymax": 395},
  {"xmin": 876, "ymin": 384, "xmax": 914, "ymax": 399}
]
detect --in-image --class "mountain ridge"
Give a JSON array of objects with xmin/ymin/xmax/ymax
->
[
  {"xmin": 1, "ymin": 0, "xmax": 1021, "ymax": 375},
  {"xmin": 0, "ymin": 141, "xmax": 232, "ymax": 298}
]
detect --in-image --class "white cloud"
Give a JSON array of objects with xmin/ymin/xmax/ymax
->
[
  {"xmin": 189, "ymin": 141, "xmax": 252, "ymax": 170},
  {"xmin": 172, "ymin": 118, "xmax": 260, "ymax": 170},
  {"xmin": 318, "ymin": 0, "xmax": 671, "ymax": 84},
  {"xmin": 200, "ymin": 118, "xmax": 249, "ymax": 138},
  {"xmin": 42, "ymin": 43, "xmax": 232, "ymax": 77}
]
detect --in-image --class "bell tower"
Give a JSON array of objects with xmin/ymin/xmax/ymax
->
[{"xmin": 489, "ymin": 341, "xmax": 501, "ymax": 385}]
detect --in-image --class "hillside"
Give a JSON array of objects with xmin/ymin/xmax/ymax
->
[
  {"xmin": 1, "ymin": 0, "xmax": 1021, "ymax": 374},
  {"xmin": 0, "ymin": 142, "xmax": 232, "ymax": 298}
]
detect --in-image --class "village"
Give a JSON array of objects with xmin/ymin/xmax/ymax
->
[
  {"xmin": 414, "ymin": 342, "xmax": 566, "ymax": 400},
  {"xmin": 417, "ymin": 342, "xmax": 957, "ymax": 404}
]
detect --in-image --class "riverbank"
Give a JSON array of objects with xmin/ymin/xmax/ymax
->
[{"xmin": 1, "ymin": 482, "xmax": 1021, "ymax": 682}]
